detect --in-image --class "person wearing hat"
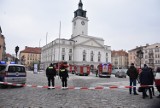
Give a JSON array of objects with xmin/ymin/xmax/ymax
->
[
  {"xmin": 127, "ymin": 63, "xmax": 139, "ymax": 95},
  {"xmin": 46, "ymin": 63, "xmax": 57, "ymax": 89}
]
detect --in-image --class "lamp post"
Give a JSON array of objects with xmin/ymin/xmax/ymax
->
[
  {"xmin": 136, "ymin": 49, "xmax": 144, "ymax": 69},
  {"xmin": 15, "ymin": 46, "xmax": 19, "ymax": 64}
]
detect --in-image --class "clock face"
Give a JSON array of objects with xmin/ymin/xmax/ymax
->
[{"xmin": 81, "ymin": 21, "xmax": 85, "ymax": 25}]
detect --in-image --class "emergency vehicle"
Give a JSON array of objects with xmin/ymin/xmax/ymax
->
[
  {"xmin": 98, "ymin": 63, "xmax": 112, "ymax": 78},
  {"xmin": 75, "ymin": 65, "xmax": 90, "ymax": 76},
  {"xmin": 68, "ymin": 64, "xmax": 76, "ymax": 74},
  {"xmin": 0, "ymin": 61, "xmax": 26, "ymax": 88},
  {"xmin": 53, "ymin": 61, "xmax": 68, "ymax": 74}
]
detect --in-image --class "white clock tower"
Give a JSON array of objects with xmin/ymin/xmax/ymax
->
[{"xmin": 72, "ymin": 0, "xmax": 89, "ymax": 38}]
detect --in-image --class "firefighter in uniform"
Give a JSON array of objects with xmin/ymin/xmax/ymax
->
[
  {"xmin": 46, "ymin": 63, "xmax": 57, "ymax": 89},
  {"xmin": 59, "ymin": 65, "xmax": 69, "ymax": 89}
]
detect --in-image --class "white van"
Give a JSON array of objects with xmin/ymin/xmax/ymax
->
[{"xmin": 0, "ymin": 63, "xmax": 26, "ymax": 87}]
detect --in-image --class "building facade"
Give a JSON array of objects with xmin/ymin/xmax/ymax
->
[
  {"xmin": 0, "ymin": 26, "xmax": 6, "ymax": 61},
  {"xmin": 19, "ymin": 46, "xmax": 41, "ymax": 70},
  {"xmin": 111, "ymin": 50, "xmax": 128, "ymax": 69},
  {"xmin": 143, "ymin": 43, "xmax": 160, "ymax": 70},
  {"xmin": 128, "ymin": 43, "xmax": 160, "ymax": 70},
  {"xmin": 41, "ymin": 0, "xmax": 111, "ymax": 69}
]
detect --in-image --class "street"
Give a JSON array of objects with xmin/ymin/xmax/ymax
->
[{"xmin": 0, "ymin": 71, "xmax": 159, "ymax": 108}]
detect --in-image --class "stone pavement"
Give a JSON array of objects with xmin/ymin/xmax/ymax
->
[{"xmin": 0, "ymin": 71, "xmax": 159, "ymax": 108}]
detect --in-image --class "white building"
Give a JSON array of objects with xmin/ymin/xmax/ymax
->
[
  {"xmin": 143, "ymin": 43, "xmax": 160, "ymax": 70},
  {"xmin": 41, "ymin": 0, "xmax": 111, "ymax": 69}
]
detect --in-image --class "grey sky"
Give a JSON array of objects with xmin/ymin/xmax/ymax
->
[{"xmin": 0, "ymin": 0, "xmax": 160, "ymax": 54}]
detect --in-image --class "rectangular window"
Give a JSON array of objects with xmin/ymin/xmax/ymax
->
[
  {"xmin": 98, "ymin": 56, "xmax": 101, "ymax": 62},
  {"xmin": 62, "ymin": 48, "xmax": 65, "ymax": 53},
  {"xmin": 62, "ymin": 55, "xmax": 65, "ymax": 60},
  {"xmin": 91, "ymin": 55, "xmax": 93, "ymax": 61},
  {"xmin": 69, "ymin": 55, "xmax": 72, "ymax": 61},
  {"xmin": 69, "ymin": 49, "xmax": 72, "ymax": 53},
  {"xmin": 83, "ymin": 55, "xmax": 86, "ymax": 61},
  {"xmin": 106, "ymin": 58, "xmax": 108, "ymax": 62}
]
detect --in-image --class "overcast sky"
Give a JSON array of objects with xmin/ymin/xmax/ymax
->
[{"xmin": 0, "ymin": 0, "xmax": 160, "ymax": 54}]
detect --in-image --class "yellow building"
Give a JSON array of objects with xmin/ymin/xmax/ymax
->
[
  {"xmin": 0, "ymin": 26, "xmax": 6, "ymax": 61},
  {"xmin": 19, "ymin": 46, "xmax": 41, "ymax": 70},
  {"xmin": 111, "ymin": 50, "xmax": 128, "ymax": 69}
]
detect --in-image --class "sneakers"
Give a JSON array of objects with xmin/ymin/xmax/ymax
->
[
  {"xmin": 61, "ymin": 87, "xmax": 68, "ymax": 90},
  {"xmin": 48, "ymin": 86, "xmax": 55, "ymax": 89}
]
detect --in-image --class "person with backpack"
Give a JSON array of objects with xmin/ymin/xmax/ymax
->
[
  {"xmin": 127, "ymin": 63, "xmax": 139, "ymax": 95},
  {"xmin": 46, "ymin": 63, "xmax": 57, "ymax": 89}
]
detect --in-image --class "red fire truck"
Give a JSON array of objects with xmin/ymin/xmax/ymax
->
[
  {"xmin": 75, "ymin": 65, "xmax": 90, "ymax": 76},
  {"xmin": 53, "ymin": 61, "xmax": 68, "ymax": 74},
  {"xmin": 68, "ymin": 64, "xmax": 76, "ymax": 74},
  {"xmin": 98, "ymin": 63, "xmax": 112, "ymax": 78}
]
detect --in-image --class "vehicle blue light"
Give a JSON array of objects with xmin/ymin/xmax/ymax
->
[
  {"xmin": 0, "ymin": 61, "xmax": 6, "ymax": 64},
  {"xmin": 10, "ymin": 62, "xmax": 15, "ymax": 64}
]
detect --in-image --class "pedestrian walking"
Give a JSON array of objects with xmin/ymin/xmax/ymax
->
[
  {"xmin": 155, "ymin": 67, "xmax": 160, "ymax": 98},
  {"xmin": 127, "ymin": 63, "xmax": 139, "ymax": 95},
  {"xmin": 46, "ymin": 63, "xmax": 57, "ymax": 89},
  {"xmin": 59, "ymin": 65, "xmax": 69, "ymax": 89},
  {"xmin": 139, "ymin": 64, "xmax": 154, "ymax": 99}
]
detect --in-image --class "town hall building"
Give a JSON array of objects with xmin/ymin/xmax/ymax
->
[{"xmin": 41, "ymin": 0, "xmax": 111, "ymax": 69}]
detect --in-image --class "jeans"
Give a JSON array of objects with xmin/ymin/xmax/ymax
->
[{"xmin": 129, "ymin": 79, "xmax": 137, "ymax": 94}]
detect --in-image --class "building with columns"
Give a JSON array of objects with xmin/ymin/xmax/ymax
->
[{"xmin": 41, "ymin": 0, "xmax": 111, "ymax": 69}]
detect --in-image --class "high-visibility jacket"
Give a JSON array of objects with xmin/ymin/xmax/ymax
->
[
  {"xmin": 59, "ymin": 68, "xmax": 69, "ymax": 78},
  {"xmin": 46, "ymin": 66, "xmax": 57, "ymax": 77}
]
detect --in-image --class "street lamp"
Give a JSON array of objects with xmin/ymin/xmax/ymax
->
[
  {"xmin": 15, "ymin": 46, "xmax": 19, "ymax": 64},
  {"xmin": 136, "ymin": 49, "xmax": 144, "ymax": 68}
]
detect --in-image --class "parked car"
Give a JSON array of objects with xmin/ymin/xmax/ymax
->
[
  {"xmin": 115, "ymin": 71, "xmax": 126, "ymax": 78},
  {"xmin": 0, "ymin": 63, "xmax": 26, "ymax": 88}
]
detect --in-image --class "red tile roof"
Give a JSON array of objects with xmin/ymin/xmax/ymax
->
[{"xmin": 20, "ymin": 46, "xmax": 41, "ymax": 54}]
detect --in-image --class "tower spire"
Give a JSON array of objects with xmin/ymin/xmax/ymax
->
[{"xmin": 78, "ymin": 0, "xmax": 83, "ymax": 9}]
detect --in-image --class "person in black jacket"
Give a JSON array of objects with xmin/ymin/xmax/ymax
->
[
  {"xmin": 46, "ymin": 63, "xmax": 57, "ymax": 89},
  {"xmin": 139, "ymin": 64, "xmax": 154, "ymax": 99},
  {"xmin": 127, "ymin": 63, "xmax": 139, "ymax": 95},
  {"xmin": 59, "ymin": 65, "xmax": 69, "ymax": 89}
]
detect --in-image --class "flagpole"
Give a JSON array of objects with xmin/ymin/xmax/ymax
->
[
  {"xmin": 46, "ymin": 32, "xmax": 48, "ymax": 45},
  {"xmin": 58, "ymin": 21, "xmax": 61, "ymax": 78}
]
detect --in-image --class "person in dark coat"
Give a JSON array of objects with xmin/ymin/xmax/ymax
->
[
  {"xmin": 46, "ymin": 63, "xmax": 57, "ymax": 89},
  {"xmin": 59, "ymin": 65, "xmax": 69, "ymax": 89},
  {"xmin": 139, "ymin": 64, "xmax": 154, "ymax": 99},
  {"xmin": 127, "ymin": 63, "xmax": 139, "ymax": 95}
]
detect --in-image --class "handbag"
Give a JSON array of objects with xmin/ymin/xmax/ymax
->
[{"xmin": 138, "ymin": 87, "xmax": 143, "ymax": 92}]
